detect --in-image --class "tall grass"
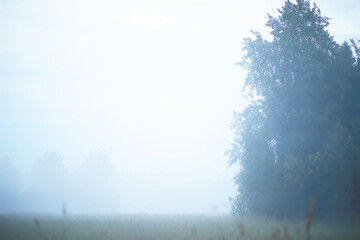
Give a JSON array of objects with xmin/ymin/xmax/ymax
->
[
  {"xmin": 305, "ymin": 197, "xmax": 315, "ymax": 240},
  {"xmin": 0, "ymin": 199, "xmax": 359, "ymax": 240},
  {"xmin": 1, "ymin": 214, "xmax": 360, "ymax": 240}
]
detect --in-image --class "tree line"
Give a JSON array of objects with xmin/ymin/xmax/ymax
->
[{"xmin": 0, "ymin": 151, "xmax": 122, "ymax": 214}]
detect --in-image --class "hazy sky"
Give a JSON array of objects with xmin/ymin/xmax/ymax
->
[{"xmin": 1, "ymin": 0, "xmax": 359, "ymax": 214}]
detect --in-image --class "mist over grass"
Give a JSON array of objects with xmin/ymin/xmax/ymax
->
[
  {"xmin": 1, "ymin": 0, "xmax": 360, "ymax": 218},
  {"xmin": 1, "ymin": 151, "xmax": 231, "ymax": 215}
]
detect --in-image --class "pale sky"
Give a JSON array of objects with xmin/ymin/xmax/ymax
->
[{"xmin": 0, "ymin": 0, "xmax": 359, "ymax": 214}]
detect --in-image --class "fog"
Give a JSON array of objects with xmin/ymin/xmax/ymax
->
[{"xmin": 1, "ymin": 0, "xmax": 359, "ymax": 214}]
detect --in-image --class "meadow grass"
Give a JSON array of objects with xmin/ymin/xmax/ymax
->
[{"xmin": 0, "ymin": 214, "xmax": 359, "ymax": 240}]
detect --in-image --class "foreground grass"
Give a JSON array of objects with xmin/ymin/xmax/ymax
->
[{"xmin": 0, "ymin": 214, "xmax": 359, "ymax": 240}]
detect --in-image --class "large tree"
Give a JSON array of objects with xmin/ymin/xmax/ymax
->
[{"xmin": 228, "ymin": 0, "xmax": 360, "ymax": 219}]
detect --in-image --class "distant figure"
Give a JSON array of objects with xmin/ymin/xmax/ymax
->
[
  {"xmin": 33, "ymin": 218, "xmax": 41, "ymax": 237},
  {"xmin": 62, "ymin": 201, "xmax": 67, "ymax": 217},
  {"xmin": 33, "ymin": 218, "xmax": 40, "ymax": 226},
  {"xmin": 62, "ymin": 201, "xmax": 67, "ymax": 240}
]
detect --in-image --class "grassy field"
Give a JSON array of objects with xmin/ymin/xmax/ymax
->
[{"xmin": 0, "ymin": 214, "xmax": 360, "ymax": 240}]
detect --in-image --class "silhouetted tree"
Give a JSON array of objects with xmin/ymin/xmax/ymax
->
[
  {"xmin": 228, "ymin": 0, "xmax": 360, "ymax": 219},
  {"xmin": 73, "ymin": 150, "xmax": 121, "ymax": 213},
  {"xmin": 0, "ymin": 156, "xmax": 20, "ymax": 213},
  {"xmin": 29, "ymin": 152, "xmax": 69, "ymax": 212}
]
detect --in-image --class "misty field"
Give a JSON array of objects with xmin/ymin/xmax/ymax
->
[{"xmin": 1, "ymin": 215, "xmax": 360, "ymax": 240}]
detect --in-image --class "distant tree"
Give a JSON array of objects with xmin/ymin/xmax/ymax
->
[
  {"xmin": 29, "ymin": 152, "xmax": 69, "ymax": 212},
  {"xmin": 0, "ymin": 156, "xmax": 20, "ymax": 213},
  {"xmin": 73, "ymin": 150, "xmax": 121, "ymax": 213},
  {"xmin": 228, "ymin": 0, "xmax": 360, "ymax": 219}
]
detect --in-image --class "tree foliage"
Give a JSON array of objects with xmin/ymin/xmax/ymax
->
[{"xmin": 228, "ymin": 0, "xmax": 360, "ymax": 219}]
